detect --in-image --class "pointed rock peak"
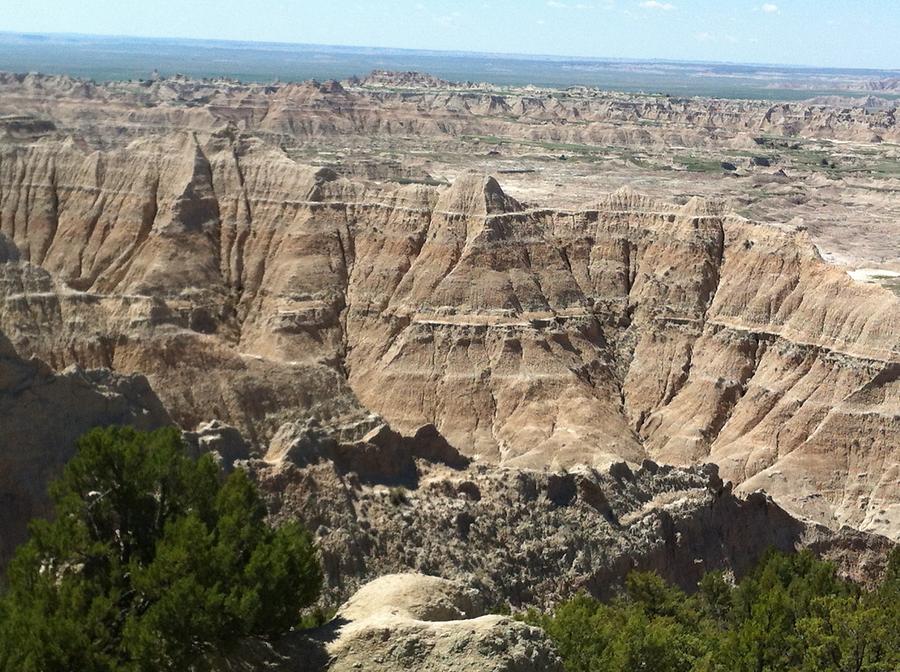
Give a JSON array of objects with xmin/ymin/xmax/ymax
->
[
  {"xmin": 317, "ymin": 79, "xmax": 345, "ymax": 94},
  {"xmin": 597, "ymin": 185, "xmax": 658, "ymax": 212},
  {"xmin": 152, "ymin": 131, "xmax": 207, "ymax": 167},
  {"xmin": 168, "ymin": 133, "xmax": 213, "ymax": 193},
  {"xmin": 59, "ymin": 135, "xmax": 82, "ymax": 151},
  {"xmin": 392, "ymin": 181, "xmax": 441, "ymax": 210},
  {"xmin": 680, "ymin": 196, "xmax": 723, "ymax": 218},
  {"xmin": 438, "ymin": 171, "xmax": 521, "ymax": 215}
]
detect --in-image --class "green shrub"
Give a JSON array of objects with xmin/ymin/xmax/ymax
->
[
  {"xmin": 0, "ymin": 426, "xmax": 322, "ymax": 672},
  {"xmin": 521, "ymin": 548, "xmax": 899, "ymax": 672}
]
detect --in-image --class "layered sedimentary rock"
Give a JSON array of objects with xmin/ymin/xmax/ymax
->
[
  {"xmin": 0, "ymin": 128, "xmax": 897, "ymax": 540},
  {"xmin": 0, "ymin": 135, "xmax": 371, "ymax": 447},
  {"xmin": 0, "ymin": 71, "xmax": 897, "ymax": 150}
]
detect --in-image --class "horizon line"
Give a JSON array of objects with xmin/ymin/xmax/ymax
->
[{"xmin": 3, "ymin": 30, "xmax": 899, "ymax": 76}]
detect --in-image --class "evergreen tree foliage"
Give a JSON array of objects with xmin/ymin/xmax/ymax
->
[
  {"xmin": 0, "ymin": 426, "xmax": 322, "ymax": 672},
  {"xmin": 522, "ymin": 548, "xmax": 899, "ymax": 672}
]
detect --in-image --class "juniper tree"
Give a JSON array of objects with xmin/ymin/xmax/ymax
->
[{"xmin": 0, "ymin": 426, "xmax": 321, "ymax": 672}]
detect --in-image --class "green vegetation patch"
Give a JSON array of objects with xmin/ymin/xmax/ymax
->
[
  {"xmin": 675, "ymin": 155, "xmax": 729, "ymax": 173},
  {"xmin": 0, "ymin": 426, "xmax": 322, "ymax": 672},
  {"xmin": 520, "ymin": 549, "xmax": 899, "ymax": 672},
  {"xmin": 463, "ymin": 133, "xmax": 606, "ymax": 158}
]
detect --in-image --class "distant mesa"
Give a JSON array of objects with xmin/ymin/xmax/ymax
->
[{"xmin": 355, "ymin": 69, "xmax": 454, "ymax": 89}]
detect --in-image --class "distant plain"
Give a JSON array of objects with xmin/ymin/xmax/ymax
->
[{"xmin": 3, "ymin": 31, "xmax": 900, "ymax": 100}]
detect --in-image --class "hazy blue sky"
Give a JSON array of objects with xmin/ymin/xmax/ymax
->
[{"xmin": 3, "ymin": 1, "xmax": 899, "ymax": 69}]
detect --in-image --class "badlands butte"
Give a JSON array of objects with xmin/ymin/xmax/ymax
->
[{"xmin": 0, "ymin": 70, "xmax": 898, "ymax": 606}]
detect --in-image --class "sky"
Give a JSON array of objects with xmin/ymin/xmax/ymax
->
[{"xmin": 2, "ymin": 0, "xmax": 899, "ymax": 69}]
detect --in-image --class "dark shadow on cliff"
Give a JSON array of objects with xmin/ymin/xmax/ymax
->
[
  {"xmin": 271, "ymin": 421, "xmax": 469, "ymax": 489},
  {"xmin": 0, "ymin": 330, "xmax": 171, "ymax": 567}
]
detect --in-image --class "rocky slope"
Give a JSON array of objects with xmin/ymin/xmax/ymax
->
[
  {"xmin": 0, "ymin": 68, "xmax": 897, "ymax": 672},
  {"xmin": 0, "ymin": 71, "xmax": 897, "ymax": 150},
  {"xmin": 5, "ymin": 120, "xmax": 900, "ymax": 536},
  {"xmin": 251, "ymin": 424, "xmax": 894, "ymax": 609},
  {"xmin": 0, "ymin": 130, "xmax": 897, "ymax": 541}
]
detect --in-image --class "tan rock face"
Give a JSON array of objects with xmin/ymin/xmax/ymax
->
[
  {"xmin": 2, "ymin": 71, "xmax": 897, "ymax": 146},
  {"xmin": 320, "ymin": 573, "xmax": 563, "ymax": 672},
  {"xmin": 0, "ymin": 129, "xmax": 897, "ymax": 539}
]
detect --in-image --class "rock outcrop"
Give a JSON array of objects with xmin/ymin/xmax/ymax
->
[
  {"xmin": 1, "ymin": 67, "xmax": 896, "ymax": 672},
  {"xmin": 0, "ymin": 129, "xmax": 897, "ymax": 540},
  {"xmin": 1, "ymin": 71, "xmax": 897, "ymax": 147},
  {"xmin": 182, "ymin": 418, "xmax": 252, "ymax": 470},
  {"xmin": 320, "ymin": 574, "xmax": 562, "ymax": 672},
  {"xmin": 223, "ymin": 573, "xmax": 563, "ymax": 672},
  {"xmin": 251, "ymin": 441, "xmax": 894, "ymax": 610}
]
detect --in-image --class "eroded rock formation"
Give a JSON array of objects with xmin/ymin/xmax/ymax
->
[
  {"xmin": 0, "ymin": 129, "xmax": 897, "ymax": 541},
  {"xmin": 224, "ymin": 573, "xmax": 563, "ymax": 672},
  {"xmin": 1, "ymin": 71, "xmax": 897, "ymax": 148},
  {"xmin": 251, "ymin": 436, "xmax": 894, "ymax": 609}
]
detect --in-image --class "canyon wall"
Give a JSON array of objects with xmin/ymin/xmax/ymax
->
[{"xmin": 0, "ymin": 132, "xmax": 896, "ymax": 540}]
